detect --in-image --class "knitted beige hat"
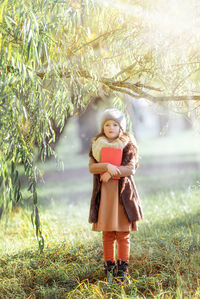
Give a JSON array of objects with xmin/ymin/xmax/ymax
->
[{"xmin": 100, "ymin": 108, "xmax": 126, "ymax": 131}]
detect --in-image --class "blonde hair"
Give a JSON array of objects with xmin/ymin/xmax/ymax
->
[
  {"xmin": 93, "ymin": 129, "xmax": 138, "ymax": 150},
  {"xmin": 92, "ymin": 128, "xmax": 139, "ymax": 167}
]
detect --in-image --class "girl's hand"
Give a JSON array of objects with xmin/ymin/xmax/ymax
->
[
  {"xmin": 100, "ymin": 172, "xmax": 112, "ymax": 183},
  {"xmin": 107, "ymin": 164, "xmax": 120, "ymax": 177}
]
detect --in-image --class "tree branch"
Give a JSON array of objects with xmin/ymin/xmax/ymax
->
[
  {"xmin": 35, "ymin": 68, "xmax": 200, "ymax": 102},
  {"xmin": 149, "ymin": 96, "xmax": 200, "ymax": 102},
  {"xmin": 112, "ymin": 62, "xmax": 137, "ymax": 80},
  {"xmin": 134, "ymin": 83, "xmax": 163, "ymax": 92},
  {"xmin": 73, "ymin": 27, "xmax": 127, "ymax": 53},
  {"xmin": 108, "ymin": 85, "xmax": 140, "ymax": 98}
]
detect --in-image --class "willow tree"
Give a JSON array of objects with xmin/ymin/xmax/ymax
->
[{"xmin": 1, "ymin": 0, "xmax": 200, "ymax": 249}]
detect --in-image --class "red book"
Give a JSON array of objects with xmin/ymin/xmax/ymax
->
[{"xmin": 100, "ymin": 147, "xmax": 123, "ymax": 179}]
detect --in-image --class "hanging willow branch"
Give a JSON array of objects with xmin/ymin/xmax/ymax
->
[{"xmin": 30, "ymin": 180, "xmax": 44, "ymax": 252}]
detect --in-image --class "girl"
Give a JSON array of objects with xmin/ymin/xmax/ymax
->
[{"xmin": 88, "ymin": 108, "xmax": 143, "ymax": 280}]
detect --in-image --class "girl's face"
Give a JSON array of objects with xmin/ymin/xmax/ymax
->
[{"xmin": 103, "ymin": 120, "xmax": 120, "ymax": 140}]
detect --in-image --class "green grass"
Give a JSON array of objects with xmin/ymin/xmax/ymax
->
[
  {"xmin": 1, "ymin": 189, "xmax": 200, "ymax": 298},
  {"xmin": 1, "ymin": 121, "xmax": 200, "ymax": 298}
]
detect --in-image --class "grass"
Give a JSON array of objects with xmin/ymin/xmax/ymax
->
[
  {"xmin": 1, "ymin": 120, "xmax": 200, "ymax": 298},
  {"xmin": 1, "ymin": 189, "xmax": 200, "ymax": 298}
]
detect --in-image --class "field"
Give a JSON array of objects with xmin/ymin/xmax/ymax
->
[{"xmin": 0, "ymin": 120, "xmax": 200, "ymax": 298}]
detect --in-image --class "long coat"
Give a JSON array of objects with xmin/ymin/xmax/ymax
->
[{"xmin": 88, "ymin": 141, "xmax": 143, "ymax": 224}]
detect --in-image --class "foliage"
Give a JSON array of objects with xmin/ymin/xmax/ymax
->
[
  {"xmin": 1, "ymin": 0, "xmax": 200, "ymax": 250},
  {"xmin": 0, "ymin": 0, "xmax": 103, "ymax": 249}
]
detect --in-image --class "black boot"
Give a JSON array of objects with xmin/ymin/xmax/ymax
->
[
  {"xmin": 104, "ymin": 260, "xmax": 116, "ymax": 281},
  {"xmin": 116, "ymin": 260, "xmax": 129, "ymax": 282}
]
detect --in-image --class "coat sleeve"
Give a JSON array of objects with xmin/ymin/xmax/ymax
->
[
  {"xmin": 118, "ymin": 160, "xmax": 136, "ymax": 177},
  {"xmin": 118, "ymin": 143, "xmax": 137, "ymax": 177},
  {"xmin": 89, "ymin": 157, "xmax": 109, "ymax": 174}
]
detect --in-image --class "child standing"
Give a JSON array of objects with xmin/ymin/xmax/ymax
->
[{"xmin": 88, "ymin": 108, "xmax": 143, "ymax": 280}]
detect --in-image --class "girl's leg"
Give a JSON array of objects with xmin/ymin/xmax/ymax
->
[
  {"xmin": 116, "ymin": 231, "xmax": 130, "ymax": 262},
  {"xmin": 115, "ymin": 232, "xmax": 130, "ymax": 280},
  {"xmin": 102, "ymin": 231, "xmax": 116, "ymax": 262}
]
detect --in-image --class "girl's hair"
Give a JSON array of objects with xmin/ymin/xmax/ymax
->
[
  {"xmin": 93, "ymin": 128, "xmax": 139, "ymax": 167},
  {"xmin": 93, "ymin": 128, "xmax": 130, "ymax": 143}
]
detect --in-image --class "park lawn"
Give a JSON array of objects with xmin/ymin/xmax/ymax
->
[
  {"xmin": 0, "ymin": 188, "xmax": 200, "ymax": 298},
  {"xmin": 0, "ymin": 122, "xmax": 200, "ymax": 298}
]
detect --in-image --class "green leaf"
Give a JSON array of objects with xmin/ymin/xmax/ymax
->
[
  {"xmin": 33, "ymin": 191, "xmax": 37, "ymax": 205},
  {"xmin": 6, "ymin": 15, "xmax": 17, "ymax": 25},
  {"xmin": 5, "ymin": 15, "xmax": 13, "ymax": 30},
  {"xmin": 44, "ymin": 42, "xmax": 50, "ymax": 66}
]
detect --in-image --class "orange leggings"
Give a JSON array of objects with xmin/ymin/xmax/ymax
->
[{"xmin": 102, "ymin": 231, "xmax": 130, "ymax": 262}]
